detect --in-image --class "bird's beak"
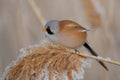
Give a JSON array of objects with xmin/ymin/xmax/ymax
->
[{"xmin": 42, "ymin": 27, "xmax": 46, "ymax": 32}]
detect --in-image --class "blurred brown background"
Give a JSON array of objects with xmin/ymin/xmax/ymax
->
[{"xmin": 0, "ymin": 0, "xmax": 120, "ymax": 80}]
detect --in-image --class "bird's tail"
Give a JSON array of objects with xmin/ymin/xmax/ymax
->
[{"xmin": 83, "ymin": 42, "xmax": 108, "ymax": 71}]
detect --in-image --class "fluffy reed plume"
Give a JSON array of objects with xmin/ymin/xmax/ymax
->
[{"xmin": 2, "ymin": 40, "xmax": 91, "ymax": 80}]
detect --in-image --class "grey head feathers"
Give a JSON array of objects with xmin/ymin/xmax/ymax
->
[
  {"xmin": 45, "ymin": 20, "xmax": 59, "ymax": 34},
  {"xmin": 44, "ymin": 20, "xmax": 59, "ymax": 43}
]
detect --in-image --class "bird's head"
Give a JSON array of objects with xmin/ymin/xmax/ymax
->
[{"xmin": 42, "ymin": 20, "xmax": 59, "ymax": 35}]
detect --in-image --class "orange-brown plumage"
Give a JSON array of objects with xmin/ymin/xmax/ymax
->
[{"xmin": 58, "ymin": 20, "xmax": 87, "ymax": 48}]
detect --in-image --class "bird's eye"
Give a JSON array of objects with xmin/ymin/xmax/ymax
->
[{"xmin": 46, "ymin": 26, "xmax": 54, "ymax": 35}]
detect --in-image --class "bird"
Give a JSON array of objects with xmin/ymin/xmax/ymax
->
[{"xmin": 42, "ymin": 20, "xmax": 108, "ymax": 71}]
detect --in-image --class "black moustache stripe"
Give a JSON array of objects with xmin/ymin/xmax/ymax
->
[{"xmin": 46, "ymin": 26, "xmax": 54, "ymax": 35}]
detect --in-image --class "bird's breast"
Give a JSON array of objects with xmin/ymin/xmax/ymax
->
[{"xmin": 57, "ymin": 31, "xmax": 87, "ymax": 49}]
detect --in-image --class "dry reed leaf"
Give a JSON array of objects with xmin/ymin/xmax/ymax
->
[
  {"xmin": 1, "ymin": 41, "xmax": 91, "ymax": 80},
  {"xmin": 81, "ymin": 0, "xmax": 102, "ymax": 27}
]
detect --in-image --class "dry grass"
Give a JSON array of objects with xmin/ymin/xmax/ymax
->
[
  {"xmin": 5, "ymin": 43, "xmax": 86, "ymax": 80},
  {"xmin": 28, "ymin": 0, "xmax": 46, "ymax": 28},
  {"xmin": 81, "ymin": 0, "xmax": 102, "ymax": 27}
]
